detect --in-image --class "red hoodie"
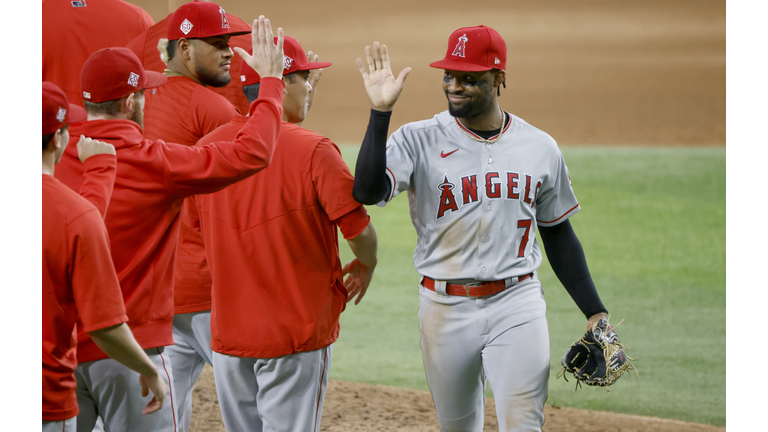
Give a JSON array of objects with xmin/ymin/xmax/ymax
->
[{"xmin": 54, "ymin": 78, "xmax": 284, "ymax": 362}]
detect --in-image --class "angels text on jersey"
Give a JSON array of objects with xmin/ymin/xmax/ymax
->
[{"xmin": 436, "ymin": 171, "xmax": 542, "ymax": 220}]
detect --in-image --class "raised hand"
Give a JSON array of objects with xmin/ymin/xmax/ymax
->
[
  {"xmin": 234, "ymin": 16, "xmax": 284, "ymax": 80},
  {"xmin": 356, "ymin": 42, "xmax": 411, "ymax": 112},
  {"xmin": 306, "ymin": 51, "xmax": 324, "ymax": 112},
  {"xmin": 77, "ymin": 135, "xmax": 116, "ymax": 163}
]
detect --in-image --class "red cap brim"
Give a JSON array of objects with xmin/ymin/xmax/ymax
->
[
  {"xmin": 429, "ymin": 59, "xmax": 495, "ymax": 72},
  {"xmin": 300, "ymin": 61, "xmax": 332, "ymax": 70},
  {"xmin": 68, "ymin": 104, "xmax": 87, "ymax": 124},
  {"xmin": 142, "ymin": 71, "xmax": 168, "ymax": 89},
  {"xmin": 225, "ymin": 30, "xmax": 251, "ymax": 37}
]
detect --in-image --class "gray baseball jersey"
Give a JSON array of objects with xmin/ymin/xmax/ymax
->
[{"xmin": 381, "ymin": 110, "xmax": 580, "ymax": 281}]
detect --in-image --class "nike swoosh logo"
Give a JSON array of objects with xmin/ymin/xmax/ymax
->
[{"xmin": 441, "ymin": 149, "xmax": 459, "ymax": 158}]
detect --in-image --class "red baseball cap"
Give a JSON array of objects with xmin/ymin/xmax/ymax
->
[
  {"xmin": 429, "ymin": 25, "xmax": 507, "ymax": 72},
  {"xmin": 81, "ymin": 48, "xmax": 167, "ymax": 103},
  {"xmin": 240, "ymin": 36, "xmax": 331, "ymax": 85},
  {"xmin": 167, "ymin": 0, "xmax": 251, "ymax": 41},
  {"xmin": 42, "ymin": 81, "xmax": 87, "ymax": 135}
]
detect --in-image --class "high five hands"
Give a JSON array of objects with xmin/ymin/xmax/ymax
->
[
  {"xmin": 305, "ymin": 51, "xmax": 323, "ymax": 112},
  {"xmin": 234, "ymin": 16, "xmax": 284, "ymax": 80},
  {"xmin": 357, "ymin": 42, "xmax": 411, "ymax": 112}
]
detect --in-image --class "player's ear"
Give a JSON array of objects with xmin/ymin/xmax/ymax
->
[
  {"xmin": 50, "ymin": 129, "xmax": 62, "ymax": 150},
  {"xmin": 176, "ymin": 38, "xmax": 192, "ymax": 61},
  {"xmin": 123, "ymin": 93, "xmax": 135, "ymax": 114},
  {"xmin": 493, "ymin": 70, "xmax": 506, "ymax": 88},
  {"xmin": 494, "ymin": 70, "xmax": 506, "ymax": 97}
]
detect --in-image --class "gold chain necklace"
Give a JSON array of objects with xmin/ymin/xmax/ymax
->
[
  {"xmin": 455, "ymin": 109, "xmax": 507, "ymax": 144},
  {"xmin": 163, "ymin": 69, "xmax": 185, "ymax": 77}
]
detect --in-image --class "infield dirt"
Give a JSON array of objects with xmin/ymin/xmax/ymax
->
[
  {"xmin": 131, "ymin": 0, "xmax": 725, "ymax": 430},
  {"xmin": 189, "ymin": 366, "xmax": 724, "ymax": 432}
]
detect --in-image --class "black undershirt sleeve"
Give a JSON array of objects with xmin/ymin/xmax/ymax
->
[
  {"xmin": 353, "ymin": 109, "xmax": 393, "ymax": 205},
  {"xmin": 538, "ymin": 220, "xmax": 608, "ymax": 319}
]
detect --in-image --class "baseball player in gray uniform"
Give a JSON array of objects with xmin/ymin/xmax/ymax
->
[{"xmin": 353, "ymin": 27, "xmax": 612, "ymax": 431}]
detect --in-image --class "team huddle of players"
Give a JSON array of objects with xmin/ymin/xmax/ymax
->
[{"xmin": 43, "ymin": 1, "xmax": 612, "ymax": 432}]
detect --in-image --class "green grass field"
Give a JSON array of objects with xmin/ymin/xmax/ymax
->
[{"xmin": 331, "ymin": 146, "xmax": 726, "ymax": 426}]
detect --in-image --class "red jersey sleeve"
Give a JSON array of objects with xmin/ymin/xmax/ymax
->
[
  {"xmin": 162, "ymin": 78, "xmax": 284, "ymax": 197},
  {"xmin": 336, "ymin": 206, "xmax": 371, "ymax": 240},
  {"xmin": 69, "ymin": 209, "xmax": 128, "ymax": 333},
  {"xmin": 78, "ymin": 154, "xmax": 117, "ymax": 217},
  {"xmin": 310, "ymin": 138, "xmax": 364, "ymax": 221}
]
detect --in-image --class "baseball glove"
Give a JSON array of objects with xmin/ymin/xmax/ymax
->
[{"xmin": 556, "ymin": 318, "xmax": 636, "ymax": 389}]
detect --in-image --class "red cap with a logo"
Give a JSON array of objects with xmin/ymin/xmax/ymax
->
[
  {"xmin": 429, "ymin": 25, "xmax": 506, "ymax": 72},
  {"xmin": 167, "ymin": 0, "xmax": 251, "ymax": 40},
  {"xmin": 43, "ymin": 82, "xmax": 87, "ymax": 135},
  {"xmin": 81, "ymin": 48, "xmax": 167, "ymax": 103},
  {"xmin": 240, "ymin": 36, "xmax": 332, "ymax": 85}
]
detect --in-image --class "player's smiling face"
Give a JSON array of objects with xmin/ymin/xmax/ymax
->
[
  {"xmin": 282, "ymin": 70, "xmax": 312, "ymax": 124},
  {"xmin": 443, "ymin": 69, "xmax": 497, "ymax": 120},
  {"xmin": 190, "ymin": 35, "xmax": 233, "ymax": 88}
]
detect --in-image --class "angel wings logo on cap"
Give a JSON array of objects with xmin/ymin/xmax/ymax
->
[
  {"xmin": 452, "ymin": 34, "xmax": 468, "ymax": 58},
  {"xmin": 284, "ymin": 56, "xmax": 294, "ymax": 70},
  {"xmin": 180, "ymin": 19, "xmax": 194, "ymax": 35},
  {"xmin": 56, "ymin": 107, "xmax": 67, "ymax": 122},
  {"xmin": 219, "ymin": 7, "xmax": 229, "ymax": 28},
  {"xmin": 127, "ymin": 72, "xmax": 140, "ymax": 88}
]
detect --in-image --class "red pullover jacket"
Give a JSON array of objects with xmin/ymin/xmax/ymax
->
[{"xmin": 54, "ymin": 78, "xmax": 284, "ymax": 362}]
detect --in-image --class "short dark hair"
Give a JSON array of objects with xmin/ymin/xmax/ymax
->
[
  {"xmin": 42, "ymin": 133, "xmax": 55, "ymax": 151},
  {"xmin": 242, "ymin": 83, "xmax": 260, "ymax": 104},
  {"xmin": 42, "ymin": 124, "xmax": 68, "ymax": 151},
  {"xmin": 167, "ymin": 39, "xmax": 177, "ymax": 62},
  {"xmin": 242, "ymin": 72, "xmax": 298, "ymax": 104},
  {"xmin": 84, "ymin": 98, "xmax": 122, "ymax": 116}
]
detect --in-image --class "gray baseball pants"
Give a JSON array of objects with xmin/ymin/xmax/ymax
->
[
  {"xmin": 212, "ymin": 345, "xmax": 332, "ymax": 432},
  {"xmin": 167, "ymin": 310, "xmax": 213, "ymax": 432},
  {"xmin": 42, "ymin": 416, "xmax": 76, "ymax": 432},
  {"xmin": 418, "ymin": 275, "xmax": 550, "ymax": 432},
  {"xmin": 75, "ymin": 347, "xmax": 177, "ymax": 432}
]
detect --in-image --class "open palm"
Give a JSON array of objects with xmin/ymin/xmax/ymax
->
[{"xmin": 356, "ymin": 42, "xmax": 411, "ymax": 111}]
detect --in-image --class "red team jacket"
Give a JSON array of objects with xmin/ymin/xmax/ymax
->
[
  {"xmin": 72, "ymin": 154, "xmax": 118, "ymax": 217},
  {"xmin": 54, "ymin": 79, "xmax": 285, "ymax": 363},
  {"xmin": 194, "ymin": 117, "xmax": 370, "ymax": 358},
  {"xmin": 42, "ymin": 0, "xmax": 154, "ymax": 108},
  {"xmin": 125, "ymin": 15, "xmax": 252, "ymax": 114},
  {"xmin": 142, "ymin": 75, "xmax": 239, "ymax": 315},
  {"xmin": 42, "ymin": 175, "xmax": 128, "ymax": 421}
]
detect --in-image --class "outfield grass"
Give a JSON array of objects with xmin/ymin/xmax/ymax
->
[{"xmin": 332, "ymin": 146, "xmax": 725, "ymax": 426}]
